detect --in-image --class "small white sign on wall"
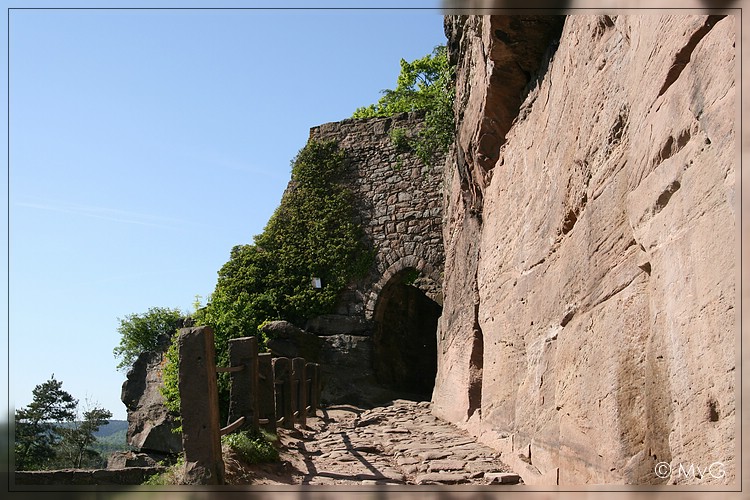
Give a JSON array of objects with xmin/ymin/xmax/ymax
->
[{"xmin": 311, "ymin": 277, "xmax": 322, "ymax": 289}]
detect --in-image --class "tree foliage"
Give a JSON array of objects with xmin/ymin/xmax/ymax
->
[
  {"xmin": 352, "ymin": 45, "xmax": 455, "ymax": 165},
  {"xmin": 197, "ymin": 140, "xmax": 371, "ymax": 353},
  {"xmin": 113, "ymin": 306, "xmax": 183, "ymax": 372},
  {"xmin": 56, "ymin": 405, "xmax": 113, "ymax": 469},
  {"xmin": 16, "ymin": 377, "xmax": 116, "ymax": 470},
  {"xmin": 14, "ymin": 375, "xmax": 78, "ymax": 471}
]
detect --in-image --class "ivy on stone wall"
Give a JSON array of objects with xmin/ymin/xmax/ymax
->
[
  {"xmin": 200, "ymin": 140, "xmax": 372, "ymax": 353},
  {"xmin": 352, "ymin": 45, "xmax": 455, "ymax": 166},
  {"xmin": 162, "ymin": 140, "xmax": 373, "ymax": 422}
]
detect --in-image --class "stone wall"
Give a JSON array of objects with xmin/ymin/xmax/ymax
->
[
  {"xmin": 15, "ymin": 466, "xmax": 165, "ymax": 486},
  {"xmin": 433, "ymin": 14, "xmax": 737, "ymax": 485},
  {"xmin": 307, "ymin": 112, "xmax": 445, "ymax": 334},
  {"xmin": 289, "ymin": 113, "xmax": 447, "ymax": 404}
]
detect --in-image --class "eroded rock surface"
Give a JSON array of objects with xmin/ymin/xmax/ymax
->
[
  {"xmin": 434, "ymin": 14, "xmax": 736, "ymax": 485},
  {"xmin": 121, "ymin": 334, "xmax": 182, "ymax": 455}
]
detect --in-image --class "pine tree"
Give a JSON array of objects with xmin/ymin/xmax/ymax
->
[{"xmin": 14, "ymin": 375, "xmax": 77, "ymax": 471}]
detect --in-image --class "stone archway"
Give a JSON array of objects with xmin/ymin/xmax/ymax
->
[{"xmin": 372, "ymin": 267, "xmax": 442, "ymax": 398}]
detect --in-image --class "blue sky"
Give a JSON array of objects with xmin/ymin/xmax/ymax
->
[{"xmin": 4, "ymin": 2, "xmax": 447, "ymax": 421}]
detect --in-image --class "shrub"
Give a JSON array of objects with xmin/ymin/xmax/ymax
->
[
  {"xmin": 142, "ymin": 454, "xmax": 185, "ymax": 485},
  {"xmin": 222, "ymin": 430, "xmax": 279, "ymax": 465}
]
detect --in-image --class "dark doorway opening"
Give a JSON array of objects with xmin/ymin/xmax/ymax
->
[{"xmin": 372, "ymin": 268, "xmax": 441, "ymax": 400}]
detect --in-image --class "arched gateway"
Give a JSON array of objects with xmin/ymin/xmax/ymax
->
[{"xmin": 304, "ymin": 112, "xmax": 445, "ymax": 402}]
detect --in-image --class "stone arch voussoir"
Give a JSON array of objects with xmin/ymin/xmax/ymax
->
[{"xmin": 365, "ymin": 255, "xmax": 434, "ymax": 321}]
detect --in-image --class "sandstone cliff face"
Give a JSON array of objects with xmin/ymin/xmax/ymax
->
[{"xmin": 433, "ymin": 14, "xmax": 737, "ymax": 485}]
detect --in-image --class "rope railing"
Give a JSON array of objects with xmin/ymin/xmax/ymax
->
[{"xmin": 176, "ymin": 326, "xmax": 322, "ymax": 485}]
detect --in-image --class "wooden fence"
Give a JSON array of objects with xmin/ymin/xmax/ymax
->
[{"xmin": 176, "ymin": 325, "xmax": 321, "ymax": 485}]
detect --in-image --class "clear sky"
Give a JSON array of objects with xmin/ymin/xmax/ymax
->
[{"xmin": 4, "ymin": 1, "xmax": 447, "ymax": 421}]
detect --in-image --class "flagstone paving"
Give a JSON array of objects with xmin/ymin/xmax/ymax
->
[{"xmin": 276, "ymin": 399, "xmax": 520, "ymax": 486}]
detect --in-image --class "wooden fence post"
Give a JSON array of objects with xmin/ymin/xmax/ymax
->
[
  {"xmin": 257, "ymin": 353, "xmax": 276, "ymax": 434},
  {"xmin": 292, "ymin": 357, "xmax": 307, "ymax": 427},
  {"xmin": 227, "ymin": 337, "xmax": 259, "ymax": 433},
  {"xmin": 273, "ymin": 357, "xmax": 293, "ymax": 430},
  {"xmin": 177, "ymin": 326, "xmax": 224, "ymax": 485},
  {"xmin": 306, "ymin": 362, "xmax": 319, "ymax": 416}
]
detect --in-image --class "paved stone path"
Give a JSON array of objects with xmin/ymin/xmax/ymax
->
[{"xmin": 277, "ymin": 399, "xmax": 520, "ymax": 486}]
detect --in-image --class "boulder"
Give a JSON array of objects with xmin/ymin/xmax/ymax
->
[
  {"xmin": 107, "ymin": 450, "xmax": 172, "ymax": 469},
  {"xmin": 261, "ymin": 320, "xmax": 322, "ymax": 360}
]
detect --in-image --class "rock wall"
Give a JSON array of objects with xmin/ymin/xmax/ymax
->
[
  {"xmin": 15, "ymin": 467, "xmax": 165, "ymax": 486},
  {"xmin": 433, "ymin": 14, "xmax": 737, "ymax": 485}
]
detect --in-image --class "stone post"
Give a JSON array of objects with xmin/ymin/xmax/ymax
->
[
  {"xmin": 177, "ymin": 326, "xmax": 224, "ymax": 485},
  {"xmin": 258, "ymin": 353, "xmax": 276, "ymax": 434},
  {"xmin": 272, "ymin": 357, "xmax": 293, "ymax": 429},
  {"xmin": 292, "ymin": 357, "xmax": 307, "ymax": 427},
  {"xmin": 227, "ymin": 336, "xmax": 259, "ymax": 432}
]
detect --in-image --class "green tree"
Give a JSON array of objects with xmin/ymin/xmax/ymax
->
[
  {"xmin": 14, "ymin": 375, "xmax": 77, "ymax": 471},
  {"xmin": 113, "ymin": 306, "xmax": 183, "ymax": 371},
  {"xmin": 352, "ymin": 45, "xmax": 455, "ymax": 165},
  {"xmin": 56, "ymin": 405, "xmax": 112, "ymax": 469}
]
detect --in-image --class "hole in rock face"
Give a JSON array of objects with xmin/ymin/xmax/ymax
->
[
  {"xmin": 372, "ymin": 268, "xmax": 441, "ymax": 399},
  {"xmin": 707, "ymin": 398, "xmax": 720, "ymax": 422}
]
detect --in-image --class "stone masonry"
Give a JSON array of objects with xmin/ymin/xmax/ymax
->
[
  {"xmin": 306, "ymin": 111, "xmax": 445, "ymax": 334},
  {"xmin": 294, "ymin": 113, "xmax": 446, "ymax": 406}
]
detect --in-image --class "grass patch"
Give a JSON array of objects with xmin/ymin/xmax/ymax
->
[{"xmin": 142, "ymin": 455, "xmax": 185, "ymax": 486}]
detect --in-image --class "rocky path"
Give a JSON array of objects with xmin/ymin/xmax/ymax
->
[{"xmin": 273, "ymin": 399, "xmax": 521, "ymax": 486}]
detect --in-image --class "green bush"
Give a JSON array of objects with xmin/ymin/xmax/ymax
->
[
  {"xmin": 222, "ymin": 430, "xmax": 279, "ymax": 464},
  {"xmin": 142, "ymin": 454, "xmax": 185, "ymax": 485},
  {"xmin": 161, "ymin": 338, "xmax": 181, "ymax": 432}
]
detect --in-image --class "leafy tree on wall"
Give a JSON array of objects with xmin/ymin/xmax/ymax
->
[
  {"xmin": 352, "ymin": 45, "xmax": 455, "ymax": 166},
  {"xmin": 196, "ymin": 139, "xmax": 372, "ymax": 356},
  {"xmin": 112, "ymin": 306, "xmax": 183, "ymax": 372}
]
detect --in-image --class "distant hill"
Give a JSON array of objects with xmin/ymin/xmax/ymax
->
[
  {"xmin": 54, "ymin": 419, "xmax": 131, "ymax": 465},
  {"xmin": 94, "ymin": 420, "xmax": 128, "ymax": 438}
]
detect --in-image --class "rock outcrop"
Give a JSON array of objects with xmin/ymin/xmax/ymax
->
[
  {"xmin": 121, "ymin": 334, "xmax": 182, "ymax": 455},
  {"xmin": 433, "ymin": 14, "xmax": 736, "ymax": 485}
]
